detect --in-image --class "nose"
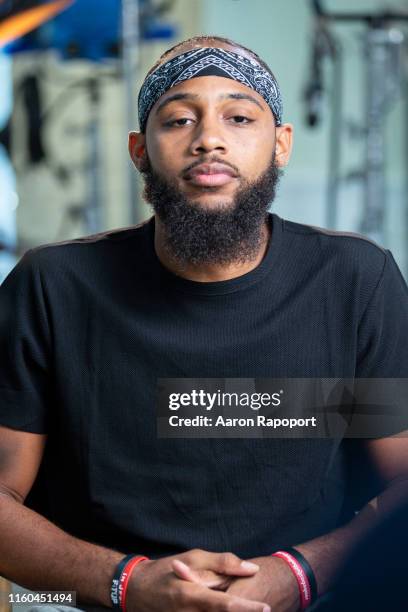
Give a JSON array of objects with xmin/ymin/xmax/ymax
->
[{"xmin": 189, "ymin": 114, "xmax": 227, "ymax": 156}]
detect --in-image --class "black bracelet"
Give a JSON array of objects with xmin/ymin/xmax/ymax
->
[
  {"xmin": 281, "ymin": 547, "xmax": 318, "ymax": 604},
  {"xmin": 111, "ymin": 554, "xmax": 138, "ymax": 609}
]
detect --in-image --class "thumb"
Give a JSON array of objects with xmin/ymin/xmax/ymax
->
[
  {"xmin": 172, "ymin": 554, "xmax": 260, "ymax": 589},
  {"xmin": 210, "ymin": 552, "xmax": 260, "ymax": 577},
  {"xmin": 172, "ymin": 559, "xmax": 232, "ymax": 590}
]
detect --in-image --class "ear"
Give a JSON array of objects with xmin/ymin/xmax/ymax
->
[
  {"xmin": 128, "ymin": 131, "xmax": 146, "ymax": 170},
  {"xmin": 274, "ymin": 123, "xmax": 294, "ymax": 167}
]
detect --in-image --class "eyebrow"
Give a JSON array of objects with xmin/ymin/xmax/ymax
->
[
  {"xmin": 155, "ymin": 91, "xmax": 265, "ymax": 114},
  {"xmin": 155, "ymin": 93, "xmax": 199, "ymax": 114},
  {"xmin": 220, "ymin": 93, "xmax": 265, "ymax": 111}
]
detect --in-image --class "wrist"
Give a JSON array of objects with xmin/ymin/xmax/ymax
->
[
  {"xmin": 111, "ymin": 554, "xmax": 150, "ymax": 611},
  {"xmin": 90, "ymin": 550, "xmax": 125, "ymax": 608},
  {"xmin": 266, "ymin": 555, "xmax": 301, "ymax": 609},
  {"xmin": 271, "ymin": 549, "xmax": 317, "ymax": 610}
]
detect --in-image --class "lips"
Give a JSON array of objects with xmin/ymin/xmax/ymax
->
[{"xmin": 184, "ymin": 163, "xmax": 238, "ymax": 187}]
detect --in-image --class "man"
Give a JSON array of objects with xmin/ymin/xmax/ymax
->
[{"xmin": 0, "ymin": 35, "xmax": 407, "ymax": 612}]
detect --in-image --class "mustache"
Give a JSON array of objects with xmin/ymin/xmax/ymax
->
[{"xmin": 181, "ymin": 156, "xmax": 241, "ymax": 178}]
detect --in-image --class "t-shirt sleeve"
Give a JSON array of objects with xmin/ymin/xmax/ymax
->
[
  {"xmin": 356, "ymin": 249, "xmax": 408, "ymax": 377},
  {"xmin": 0, "ymin": 251, "xmax": 51, "ymax": 433},
  {"xmin": 354, "ymin": 249, "xmax": 408, "ymax": 437}
]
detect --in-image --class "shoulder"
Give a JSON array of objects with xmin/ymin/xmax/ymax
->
[
  {"xmin": 282, "ymin": 217, "xmax": 386, "ymax": 256},
  {"xmin": 22, "ymin": 217, "xmax": 153, "ymax": 272},
  {"xmin": 274, "ymin": 215, "xmax": 394, "ymax": 314},
  {"xmin": 280, "ymin": 216, "xmax": 387, "ymax": 277},
  {"xmin": 28, "ymin": 217, "xmax": 152, "ymax": 258}
]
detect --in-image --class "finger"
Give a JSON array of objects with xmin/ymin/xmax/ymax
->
[
  {"xmin": 224, "ymin": 593, "xmax": 271, "ymax": 612},
  {"xmin": 171, "ymin": 559, "xmax": 232, "ymax": 590},
  {"xmin": 172, "ymin": 559, "xmax": 196, "ymax": 582},
  {"xmin": 191, "ymin": 585, "xmax": 271, "ymax": 612},
  {"xmin": 191, "ymin": 550, "xmax": 260, "ymax": 577}
]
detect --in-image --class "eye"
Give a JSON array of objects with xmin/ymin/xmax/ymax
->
[
  {"xmin": 164, "ymin": 117, "xmax": 194, "ymax": 127},
  {"xmin": 229, "ymin": 115, "xmax": 253, "ymax": 124}
]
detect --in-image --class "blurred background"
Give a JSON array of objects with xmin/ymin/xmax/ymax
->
[{"xmin": 1, "ymin": 0, "xmax": 408, "ymax": 283}]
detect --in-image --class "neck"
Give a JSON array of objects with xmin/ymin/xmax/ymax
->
[{"xmin": 154, "ymin": 216, "xmax": 271, "ymax": 282}]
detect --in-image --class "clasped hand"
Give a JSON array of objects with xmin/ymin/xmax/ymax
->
[{"xmin": 126, "ymin": 548, "xmax": 300, "ymax": 611}]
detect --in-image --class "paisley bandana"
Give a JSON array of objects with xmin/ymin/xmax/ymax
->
[{"xmin": 138, "ymin": 46, "xmax": 283, "ymax": 132}]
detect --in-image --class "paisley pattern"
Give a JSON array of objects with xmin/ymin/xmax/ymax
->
[{"xmin": 138, "ymin": 47, "xmax": 283, "ymax": 131}]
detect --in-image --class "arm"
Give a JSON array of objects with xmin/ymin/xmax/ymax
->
[
  {"xmin": 293, "ymin": 434, "xmax": 408, "ymax": 595},
  {"xmin": 0, "ymin": 426, "xmax": 124, "ymax": 606},
  {"xmin": 174, "ymin": 434, "xmax": 408, "ymax": 611},
  {"xmin": 0, "ymin": 426, "xmax": 270, "ymax": 612}
]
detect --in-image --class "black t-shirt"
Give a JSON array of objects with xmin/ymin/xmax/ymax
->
[{"xmin": 0, "ymin": 213, "xmax": 407, "ymax": 558}]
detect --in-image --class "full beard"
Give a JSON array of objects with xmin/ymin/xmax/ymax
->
[{"xmin": 139, "ymin": 154, "xmax": 282, "ymax": 267}]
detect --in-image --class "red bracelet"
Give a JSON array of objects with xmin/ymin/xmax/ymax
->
[
  {"xmin": 272, "ymin": 551, "xmax": 312, "ymax": 610},
  {"xmin": 118, "ymin": 555, "xmax": 149, "ymax": 611}
]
